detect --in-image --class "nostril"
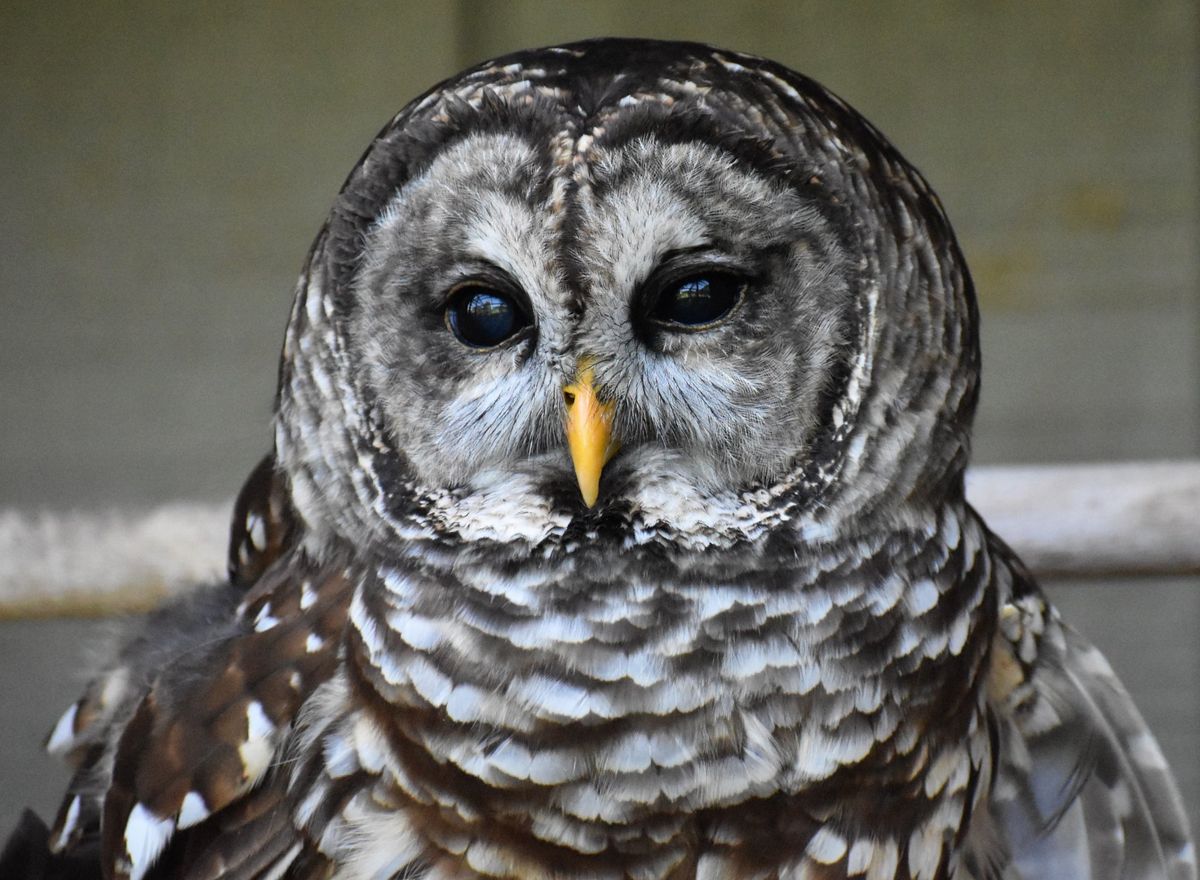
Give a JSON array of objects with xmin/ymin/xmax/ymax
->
[{"xmin": 563, "ymin": 390, "xmax": 576, "ymax": 406}]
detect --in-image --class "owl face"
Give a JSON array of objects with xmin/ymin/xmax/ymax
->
[
  {"xmin": 279, "ymin": 41, "xmax": 977, "ymax": 547},
  {"xmin": 349, "ymin": 127, "xmax": 853, "ymax": 514}
]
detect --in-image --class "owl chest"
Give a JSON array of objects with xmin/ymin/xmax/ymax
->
[
  {"xmin": 315, "ymin": 688, "xmax": 984, "ymax": 880},
  {"xmin": 308, "ymin": 595, "xmax": 983, "ymax": 877}
]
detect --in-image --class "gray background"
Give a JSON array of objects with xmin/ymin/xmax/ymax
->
[{"xmin": 2, "ymin": 0, "xmax": 1197, "ymax": 841}]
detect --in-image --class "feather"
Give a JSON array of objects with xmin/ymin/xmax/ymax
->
[
  {"xmin": 983, "ymin": 547, "xmax": 1195, "ymax": 880},
  {"xmin": 228, "ymin": 455, "xmax": 299, "ymax": 589},
  {"xmin": 94, "ymin": 559, "xmax": 351, "ymax": 879}
]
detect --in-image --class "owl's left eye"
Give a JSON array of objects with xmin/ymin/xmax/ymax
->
[
  {"xmin": 445, "ymin": 286, "xmax": 530, "ymax": 349},
  {"xmin": 649, "ymin": 273, "xmax": 746, "ymax": 330}
]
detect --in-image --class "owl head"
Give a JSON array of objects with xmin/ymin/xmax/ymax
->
[{"xmin": 272, "ymin": 39, "xmax": 979, "ymax": 554}]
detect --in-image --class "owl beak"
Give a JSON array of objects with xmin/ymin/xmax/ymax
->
[{"xmin": 563, "ymin": 361, "xmax": 619, "ymax": 507}]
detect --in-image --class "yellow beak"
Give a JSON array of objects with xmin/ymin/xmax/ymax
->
[{"xmin": 563, "ymin": 361, "xmax": 619, "ymax": 507}]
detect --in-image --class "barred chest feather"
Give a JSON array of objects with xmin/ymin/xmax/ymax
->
[{"xmin": 285, "ymin": 503, "xmax": 997, "ymax": 879}]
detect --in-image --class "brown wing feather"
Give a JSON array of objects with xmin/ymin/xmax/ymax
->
[
  {"xmin": 228, "ymin": 455, "xmax": 299, "ymax": 589},
  {"xmin": 45, "ymin": 448, "xmax": 291, "ymax": 821},
  {"xmin": 44, "ymin": 581, "xmax": 248, "ymax": 857},
  {"xmin": 100, "ymin": 557, "xmax": 352, "ymax": 880},
  {"xmin": 143, "ymin": 783, "xmax": 305, "ymax": 880}
]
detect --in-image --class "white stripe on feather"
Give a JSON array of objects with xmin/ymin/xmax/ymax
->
[{"xmin": 124, "ymin": 804, "xmax": 176, "ymax": 880}]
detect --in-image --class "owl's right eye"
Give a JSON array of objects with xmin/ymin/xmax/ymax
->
[{"xmin": 445, "ymin": 286, "xmax": 530, "ymax": 349}]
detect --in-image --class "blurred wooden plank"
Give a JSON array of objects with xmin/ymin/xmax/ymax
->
[
  {"xmin": 0, "ymin": 461, "xmax": 1196, "ymax": 618},
  {"xmin": 0, "ymin": 504, "xmax": 228, "ymax": 619},
  {"xmin": 967, "ymin": 460, "xmax": 1200, "ymax": 577}
]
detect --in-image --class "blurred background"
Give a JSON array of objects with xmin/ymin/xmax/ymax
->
[{"xmin": 2, "ymin": 0, "xmax": 1197, "ymax": 839}]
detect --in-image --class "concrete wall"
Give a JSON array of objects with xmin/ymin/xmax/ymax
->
[{"xmin": 2, "ymin": 0, "xmax": 1196, "ymax": 843}]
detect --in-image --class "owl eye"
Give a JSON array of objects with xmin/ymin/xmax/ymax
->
[
  {"xmin": 650, "ymin": 273, "xmax": 745, "ymax": 329},
  {"xmin": 445, "ymin": 286, "xmax": 530, "ymax": 349}
]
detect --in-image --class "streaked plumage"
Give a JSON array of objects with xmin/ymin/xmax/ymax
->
[{"xmin": 4, "ymin": 38, "xmax": 1193, "ymax": 880}]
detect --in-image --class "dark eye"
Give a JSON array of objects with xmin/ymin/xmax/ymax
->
[
  {"xmin": 650, "ymin": 274, "xmax": 745, "ymax": 329},
  {"xmin": 445, "ymin": 286, "xmax": 530, "ymax": 348}
]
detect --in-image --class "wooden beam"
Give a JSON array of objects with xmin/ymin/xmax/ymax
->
[
  {"xmin": 966, "ymin": 460, "xmax": 1200, "ymax": 578},
  {"xmin": 0, "ymin": 504, "xmax": 228, "ymax": 618},
  {"xmin": 1, "ymin": 461, "xmax": 1196, "ymax": 619}
]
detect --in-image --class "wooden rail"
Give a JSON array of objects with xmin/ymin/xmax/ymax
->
[
  {"xmin": 1, "ymin": 461, "xmax": 1196, "ymax": 619},
  {"xmin": 965, "ymin": 460, "xmax": 1199, "ymax": 578}
]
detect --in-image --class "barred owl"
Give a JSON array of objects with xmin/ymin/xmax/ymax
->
[{"xmin": 4, "ymin": 38, "xmax": 1194, "ymax": 880}]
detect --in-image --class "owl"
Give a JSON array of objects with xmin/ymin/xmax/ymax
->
[{"xmin": 2, "ymin": 38, "xmax": 1193, "ymax": 880}]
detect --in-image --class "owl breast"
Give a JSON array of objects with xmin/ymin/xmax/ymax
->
[{"xmin": 288, "ymin": 502, "xmax": 992, "ymax": 878}]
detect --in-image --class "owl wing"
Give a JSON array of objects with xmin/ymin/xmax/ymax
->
[
  {"xmin": 228, "ymin": 454, "xmax": 300, "ymax": 589},
  {"xmin": 974, "ymin": 537, "xmax": 1195, "ymax": 880},
  {"xmin": 37, "ymin": 581, "xmax": 248, "ymax": 865},
  {"xmin": 98, "ymin": 560, "xmax": 350, "ymax": 880},
  {"xmin": 9, "ymin": 457, "xmax": 350, "ymax": 880}
]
